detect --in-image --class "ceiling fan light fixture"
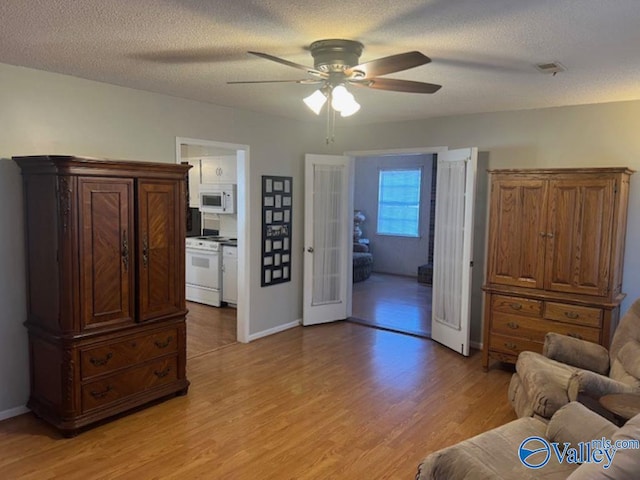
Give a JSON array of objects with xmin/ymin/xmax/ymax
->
[
  {"xmin": 339, "ymin": 98, "xmax": 360, "ymax": 117},
  {"xmin": 330, "ymin": 84, "xmax": 359, "ymax": 115},
  {"xmin": 303, "ymin": 89, "xmax": 327, "ymax": 115}
]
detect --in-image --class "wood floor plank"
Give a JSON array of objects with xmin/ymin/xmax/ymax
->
[
  {"xmin": 0, "ymin": 322, "xmax": 516, "ymax": 479},
  {"xmin": 351, "ymin": 273, "xmax": 432, "ymax": 337},
  {"xmin": 186, "ymin": 301, "xmax": 237, "ymax": 358}
]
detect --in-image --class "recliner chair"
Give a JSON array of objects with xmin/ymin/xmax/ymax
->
[{"xmin": 509, "ymin": 298, "xmax": 640, "ymax": 420}]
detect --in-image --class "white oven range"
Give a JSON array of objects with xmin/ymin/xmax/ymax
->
[{"xmin": 185, "ymin": 236, "xmax": 225, "ymax": 307}]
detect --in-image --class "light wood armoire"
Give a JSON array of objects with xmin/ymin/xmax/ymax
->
[
  {"xmin": 482, "ymin": 168, "xmax": 633, "ymax": 369},
  {"xmin": 14, "ymin": 155, "xmax": 191, "ymax": 435}
]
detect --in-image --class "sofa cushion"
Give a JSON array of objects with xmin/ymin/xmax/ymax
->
[
  {"xmin": 609, "ymin": 341, "xmax": 640, "ymax": 387},
  {"xmin": 516, "ymin": 351, "xmax": 578, "ymax": 419},
  {"xmin": 566, "ymin": 412, "xmax": 640, "ymax": 479},
  {"xmin": 416, "ymin": 417, "xmax": 576, "ymax": 479},
  {"xmin": 547, "ymin": 402, "xmax": 617, "ymax": 446}
]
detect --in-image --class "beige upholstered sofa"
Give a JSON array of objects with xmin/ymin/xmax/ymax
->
[
  {"xmin": 509, "ymin": 298, "xmax": 640, "ymax": 420},
  {"xmin": 416, "ymin": 402, "xmax": 640, "ymax": 479}
]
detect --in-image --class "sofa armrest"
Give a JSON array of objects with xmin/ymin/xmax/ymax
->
[
  {"xmin": 567, "ymin": 370, "xmax": 639, "ymax": 401},
  {"xmin": 543, "ymin": 332, "xmax": 610, "ymax": 374},
  {"xmin": 547, "ymin": 402, "xmax": 617, "ymax": 445}
]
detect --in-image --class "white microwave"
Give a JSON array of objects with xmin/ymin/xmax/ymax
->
[{"xmin": 199, "ymin": 184, "xmax": 236, "ymax": 214}]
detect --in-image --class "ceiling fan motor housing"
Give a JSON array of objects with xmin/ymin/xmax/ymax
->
[{"xmin": 310, "ymin": 39, "xmax": 364, "ymax": 73}]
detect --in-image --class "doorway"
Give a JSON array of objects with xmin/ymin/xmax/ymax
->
[
  {"xmin": 176, "ymin": 137, "xmax": 251, "ymax": 355},
  {"xmin": 347, "ymin": 147, "xmax": 445, "ymax": 338}
]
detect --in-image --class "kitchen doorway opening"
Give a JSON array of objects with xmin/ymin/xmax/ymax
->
[{"xmin": 176, "ymin": 137, "xmax": 251, "ymax": 355}]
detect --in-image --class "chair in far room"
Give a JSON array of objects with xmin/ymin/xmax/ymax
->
[{"xmin": 353, "ymin": 242, "xmax": 373, "ymax": 283}]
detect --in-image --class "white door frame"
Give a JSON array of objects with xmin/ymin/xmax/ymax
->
[{"xmin": 176, "ymin": 137, "xmax": 250, "ymax": 343}]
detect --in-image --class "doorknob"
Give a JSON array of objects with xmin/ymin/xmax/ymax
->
[{"xmin": 307, "ymin": 247, "xmax": 314, "ymax": 253}]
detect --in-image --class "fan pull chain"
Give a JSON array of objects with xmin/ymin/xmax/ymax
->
[{"xmin": 325, "ymin": 97, "xmax": 331, "ymax": 144}]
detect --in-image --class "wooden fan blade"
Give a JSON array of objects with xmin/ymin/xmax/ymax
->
[
  {"xmin": 346, "ymin": 51, "xmax": 431, "ymax": 78},
  {"xmin": 227, "ymin": 79, "xmax": 323, "ymax": 85},
  {"xmin": 248, "ymin": 51, "xmax": 326, "ymax": 77},
  {"xmin": 352, "ymin": 77, "xmax": 442, "ymax": 94}
]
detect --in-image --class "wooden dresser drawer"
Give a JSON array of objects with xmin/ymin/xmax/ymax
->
[
  {"xmin": 491, "ymin": 312, "xmax": 600, "ymax": 343},
  {"xmin": 491, "ymin": 295, "xmax": 542, "ymax": 317},
  {"xmin": 80, "ymin": 328, "xmax": 178, "ymax": 379},
  {"xmin": 544, "ymin": 302, "xmax": 602, "ymax": 328},
  {"xmin": 82, "ymin": 356, "xmax": 178, "ymax": 412},
  {"xmin": 489, "ymin": 333, "xmax": 543, "ymax": 357}
]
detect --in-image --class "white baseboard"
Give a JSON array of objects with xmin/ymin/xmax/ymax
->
[
  {"xmin": 248, "ymin": 319, "xmax": 300, "ymax": 342},
  {"xmin": 0, "ymin": 405, "xmax": 29, "ymax": 422},
  {"xmin": 470, "ymin": 340, "xmax": 483, "ymax": 350}
]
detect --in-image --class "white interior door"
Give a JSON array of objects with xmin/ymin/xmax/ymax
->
[
  {"xmin": 303, "ymin": 154, "xmax": 353, "ymax": 326},
  {"xmin": 431, "ymin": 148, "xmax": 477, "ymax": 356}
]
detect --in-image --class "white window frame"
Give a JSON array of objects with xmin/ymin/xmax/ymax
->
[{"xmin": 376, "ymin": 167, "xmax": 422, "ymax": 238}]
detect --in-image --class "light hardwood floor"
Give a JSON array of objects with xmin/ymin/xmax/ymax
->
[
  {"xmin": 0, "ymin": 322, "xmax": 516, "ymax": 479},
  {"xmin": 352, "ymin": 273, "xmax": 432, "ymax": 337},
  {"xmin": 186, "ymin": 301, "xmax": 237, "ymax": 358}
]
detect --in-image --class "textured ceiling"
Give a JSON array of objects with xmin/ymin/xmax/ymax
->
[{"xmin": 2, "ymin": 0, "xmax": 640, "ymax": 125}]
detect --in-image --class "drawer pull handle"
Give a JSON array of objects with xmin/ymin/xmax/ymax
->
[
  {"xmin": 568, "ymin": 333, "xmax": 583, "ymax": 340},
  {"xmin": 154, "ymin": 367, "xmax": 172, "ymax": 378},
  {"xmin": 507, "ymin": 322, "xmax": 519, "ymax": 329},
  {"xmin": 564, "ymin": 311, "xmax": 580, "ymax": 319},
  {"xmin": 155, "ymin": 336, "xmax": 173, "ymax": 349},
  {"xmin": 90, "ymin": 385, "xmax": 113, "ymax": 399},
  {"xmin": 89, "ymin": 352, "xmax": 113, "ymax": 367},
  {"xmin": 504, "ymin": 342, "xmax": 518, "ymax": 350},
  {"xmin": 130, "ymin": 341, "xmax": 138, "ymax": 348},
  {"xmin": 509, "ymin": 303, "xmax": 522, "ymax": 311}
]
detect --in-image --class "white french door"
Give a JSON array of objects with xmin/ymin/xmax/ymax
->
[
  {"xmin": 302, "ymin": 154, "xmax": 353, "ymax": 326},
  {"xmin": 431, "ymin": 147, "xmax": 477, "ymax": 356}
]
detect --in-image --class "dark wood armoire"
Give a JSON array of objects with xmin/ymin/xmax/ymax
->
[
  {"xmin": 14, "ymin": 155, "xmax": 190, "ymax": 435},
  {"xmin": 482, "ymin": 168, "xmax": 633, "ymax": 369}
]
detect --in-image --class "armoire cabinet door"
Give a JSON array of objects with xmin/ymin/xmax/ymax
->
[
  {"xmin": 79, "ymin": 178, "xmax": 135, "ymax": 330},
  {"xmin": 138, "ymin": 180, "xmax": 182, "ymax": 322},
  {"xmin": 487, "ymin": 179, "xmax": 548, "ymax": 288},
  {"xmin": 544, "ymin": 178, "xmax": 614, "ymax": 296}
]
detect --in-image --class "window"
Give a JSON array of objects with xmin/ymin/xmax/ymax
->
[{"xmin": 377, "ymin": 168, "xmax": 422, "ymax": 237}]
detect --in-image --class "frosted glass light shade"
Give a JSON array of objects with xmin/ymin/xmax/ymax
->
[
  {"xmin": 330, "ymin": 85, "xmax": 360, "ymax": 117},
  {"xmin": 303, "ymin": 89, "xmax": 327, "ymax": 115},
  {"xmin": 339, "ymin": 99, "xmax": 360, "ymax": 117}
]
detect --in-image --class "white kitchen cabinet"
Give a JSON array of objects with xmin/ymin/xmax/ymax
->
[
  {"xmin": 222, "ymin": 245, "xmax": 238, "ymax": 305},
  {"xmin": 201, "ymin": 155, "xmax": 237, "ymax": 184}
]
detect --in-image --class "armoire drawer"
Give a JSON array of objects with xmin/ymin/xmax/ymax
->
[
  {"xmin": 491, "ymin": 295, "xmax": 542, "ymax": 317},
  {"xmin": 488, "ymin": 333, "xmax": 543, "ymax": 357},
  {"xmin": 491, "ymin": 313, "xmax": 600, "ymax": 343},
  {"xmin": 80, "ymin": 328, "xmax": 178, "ymax": 379},
  {"xmin": 82, "ymin": 356, "xmax": 178, "ymax": 412},
  {"xmin": 544, "ymin": 302, "xmax": 602, "ymax": 328}
]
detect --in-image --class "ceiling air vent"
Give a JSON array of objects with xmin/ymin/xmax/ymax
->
[{"xmin": 535, "ymin": 61, "xmax": 566, "ymax": 74}]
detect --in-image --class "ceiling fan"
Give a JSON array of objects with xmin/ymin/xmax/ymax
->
[
  {"xmin": 228, "ymin": 39, "xmax": 441, "ymax": 116},
  {"xmin": 230, "ymin": 39, "xmax": 441, "ymax": 92},
  {"xmin": 229, "ymin": 39, "xmax": 441, "ymax": 142}
]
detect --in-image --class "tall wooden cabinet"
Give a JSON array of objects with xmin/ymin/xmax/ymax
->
[
  {"xmin": 14, "ymin": 155, "xmax": 191, "ymax": 435},
  {"xmin": 482, "ymin": 168, "xmax": 633, "ymax": 369}
]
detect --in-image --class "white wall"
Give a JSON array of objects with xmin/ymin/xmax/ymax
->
[
  {"xmin": 0, "ymin": 62, "xmax": 314, "ymax": 415},
  {"xmin": 354, "ymin": 154, "xmax": 434, "ymax": 276},
  {"xmin": 334, "ymin": 102, "xmax": 640, "ymax": 344},
  {"xmin": 3, "ymin": 60, "xmax": 640, "ymax": 416}
]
